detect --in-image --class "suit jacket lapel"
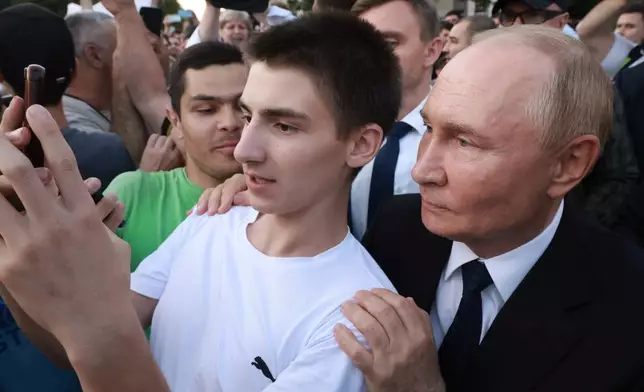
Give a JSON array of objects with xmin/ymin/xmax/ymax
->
[{"xmin": 467, "ymin": 206, "xmax": 595, "ymax": 392}]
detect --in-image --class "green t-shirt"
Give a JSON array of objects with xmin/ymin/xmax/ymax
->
[{"xmin": 105, "ymin": 168, "xmax": 204, "ymax": 271}]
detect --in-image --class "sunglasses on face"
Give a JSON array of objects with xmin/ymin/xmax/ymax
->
[{"xmin": 499, "ymin": 9, "xmax": 565, "ymax": 26}]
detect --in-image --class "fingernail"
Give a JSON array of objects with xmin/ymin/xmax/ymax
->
[
  {"xmin": 5, "ymin": 128, "xmax": 23, "ymax": 140},
  {"xmin": 35, "ymin": 168, "xmax": 52, "ymax": 184},
  {"xmin": 27, "ymin": 105, "xmax": 47, "ymax": 119}
]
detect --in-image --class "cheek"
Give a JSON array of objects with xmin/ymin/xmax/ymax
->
[{"xmin": 444, "ymin": 151, "xmax": 523, "ymax": 210}]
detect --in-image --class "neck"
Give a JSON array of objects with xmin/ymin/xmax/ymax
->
[
  {"xmin": 465, "ymin": 200, "xmax": 562, "ymax": 259},
  {"xmin": 247, "ymin": 182, "xmax": 351, "ymax": 258},
  {"xmin": 399, "ymin": 76, "xmax": 431, "ymax": 120},
  {"xmin": 184, "ymin": 156, "xmax": 226, "ymax": 190},
  {"xmin": 66, "ymin": 70, "xmax": 111, "ymax": 112},
  {"xmin": 46, "ymin": 103, "xmax": 69, "ymax": 130}
]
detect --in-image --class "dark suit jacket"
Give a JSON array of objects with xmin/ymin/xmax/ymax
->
[{"xmin": 362, "ymin": 194, "xmax": 644, "ymax": 392}]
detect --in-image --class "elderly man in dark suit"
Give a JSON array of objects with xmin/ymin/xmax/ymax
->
[{"xmin": 333, "ymin": 25, "xmax": 644, "ymax": 392}]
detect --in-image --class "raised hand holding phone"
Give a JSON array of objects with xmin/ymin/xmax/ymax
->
[{"xmin": 23, "ymin": 64, "xmax": 46, "ymax": 168}]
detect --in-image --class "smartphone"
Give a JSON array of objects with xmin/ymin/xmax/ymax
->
[
  {"xmin": 23, "ymin": 64, "xmax": 46, "ymax": 168},
  {"xmin": 21, "ymin": 65, "xmax": 105, "ymax": 205},
  {"xmin": 140, "ymin": 7, "xmax": 164, "ymax": 37}
]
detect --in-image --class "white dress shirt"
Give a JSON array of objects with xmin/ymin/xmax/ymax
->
[
  {"xmin": 430, "ymin": 202, "xmax": 564, "ymax": 347},
  {"xmin": 350, "ymin": 97, "xmax": 427, "ymax": 240}
]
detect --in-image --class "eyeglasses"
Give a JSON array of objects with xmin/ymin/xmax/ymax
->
[{"xmin": 499, "ymin": 9, "xmax": 565, "ymax": 27}]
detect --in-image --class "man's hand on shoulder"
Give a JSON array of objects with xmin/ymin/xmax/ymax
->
[
  {"xmin": 191, "ymin": 173, "xmax": 249, "ymax": 216},
  {"xmin": 334, "ymin": 288, "xmax": 445, "ymax": 392}
]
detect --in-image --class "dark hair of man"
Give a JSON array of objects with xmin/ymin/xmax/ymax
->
[
  {"xmin": 246, "ymin": 12, "xmax": 401, "ymax": 140},
  {"xmin": 464, "ymin": 15, "xmax": 497, "ymax": 36},
  {"xmin": 440, "ymin": 20, "xmax": 454, "ymax": 31},
  {"xmin": 315, "ymin": 0, "xmax": 357, "ymax": 11},
  {"xmin": 168, "ymin": 41, "xmax": 244, "ymax": 117},
  {"xmin": 351, "ymin": 0, "xmax": 440, "ymax": 40},
  {"xmin": 445, "ymin": 9, "xmax": 462, "ymax": 18},
  {"xmin": 621, "ymin": 3, "xmax": 644, "ymax": 19}
]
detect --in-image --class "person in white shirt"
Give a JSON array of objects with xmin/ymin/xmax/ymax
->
[
  {"xmin": 130, "ymin": 12, "xmax": 402, "ymax": 391},
  {"xmin": 349, "ymin": 0, "xmax": 443, "ymax": 239}
]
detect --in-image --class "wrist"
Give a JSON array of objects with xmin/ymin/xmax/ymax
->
[
  {"xmin": 114, "ymin": 6, "xmax": 141, "ymax": 21},
  {"xmin": 58, "ymin": 305, "xmax": 143, "ymax": 365}
]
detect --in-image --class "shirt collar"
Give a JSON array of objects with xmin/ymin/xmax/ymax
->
[
  {"xmin": 444, "ymin": 201, "xmax": 564, "ymax": 302},
  {"xmin": 400, "ymin": 96, "xmax": 428, "ymax": 136}
]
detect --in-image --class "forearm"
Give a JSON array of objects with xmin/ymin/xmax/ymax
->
[
  {"xmin": 62, "ymin": 305, "xmax": 168, "ymax": 392},
  {"xmin": 577, "ymin": 0, "xmax": 626, "ymax": 38},
  {"xmin": 196, "ymin": 4, "xmax": 221, "ymax": 42},
  {"xmin": 111, "ymin": 71, "xmax": 148, "ymax": 165},
  {"xmin": 0, "ymin": 284, "xmax": 70, "ymax": 368},
  {"xmin": 113, "ymin": 7, "xmax": 169, "ymax": 134}
]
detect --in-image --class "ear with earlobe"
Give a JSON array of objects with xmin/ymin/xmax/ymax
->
[
  {"xmin": 346, "ymin": 124, "xmax": 384, "ymax": 170},
  {"xmin": 546, "ymin": 135, "xmax": 601, "ymax": 199}
]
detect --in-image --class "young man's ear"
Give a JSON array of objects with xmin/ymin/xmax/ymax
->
[{"xmin": 346, "ymin": 124, "xmax": 383, "ymax": 170}]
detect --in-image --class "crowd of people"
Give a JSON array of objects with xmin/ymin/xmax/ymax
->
[{"xmin": 0, "ymin": 0, "xmax": 643, "ymax": 390}]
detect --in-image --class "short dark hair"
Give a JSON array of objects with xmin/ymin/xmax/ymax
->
[
  {"xmin": 314, "ymin": 0, "xmax": 357, "ymax": 11},
  {"xmin": 445, "ymin": 9, "xmax": 462, "ymax": 18},
  {"xmin": 464, "ymin": 15, "xmax": 497, "ymax": 37},
  {"xmin": 440, "ymin": 20, "xmax": 454, "ymax": 31},
  {"xmin": 168, "ymin": 41, "xmax": 244, "ymax": 116},
  {"xmin": 246, "ymin": 12, "xmax": 401, "ymax": 139},
  {"xmin": 622, "ymin": 3, "xmax": 644, "ymax": 19},
  {"xmin": 351, "ymin": 0, "xmax": 440, "ymax": 40}
]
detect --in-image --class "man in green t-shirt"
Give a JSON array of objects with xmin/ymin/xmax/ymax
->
[{"xmin": 105, "ymin": 41, "xmax": 245, "ymax": 271}]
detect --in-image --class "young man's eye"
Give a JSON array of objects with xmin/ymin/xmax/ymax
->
[
  {"xmin": 196, "ymin": 107, "xmax": 215, "ymax": 114},
  {"xmin": 275, "ymin": 123, "xmax": 298, "ymax": 133},
  {"xmin": 242, "ymin": 114, "xmax": 251, "ymax": 124}
]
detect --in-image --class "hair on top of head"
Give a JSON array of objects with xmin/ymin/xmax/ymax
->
[
  {"xmin": 440, "ymin": 20, "xmax": 454, "ymax": 31},
  {"xmin": 315, "ymin": 0, "xmax": 357, "ymax": 11},
  {"xmin": 351, "ymin": 0, "xmax": 440, "ymax": 40},
  {"xmin": 169, "ymin": 41, "xmax": 245, "ymax": 116},
  {"xmin": 463, "ymin": 15, "xmax": 496, "ymax": 37},
  {"xmin": 65, "ymin": 11, "xmax": 114, "ymax": 59},
  {"xmin": 246, "ymin": 12, "xmax": 402, "ymax": 139},
  {"xmin": 621, "ymin": 3, "xmax": 644, "ymax": 17},
  {"xmin": 473, "ymin": 25, "xmax": 613, "ymax": 151}
]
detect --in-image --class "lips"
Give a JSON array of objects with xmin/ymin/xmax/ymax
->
[
  {"xmin": 246, "ymin": 172, "xmax": 276, "ymax": 185},
  {"xmin": 421, "ymin": 197, "xmax": 448, "ymax": 211}
]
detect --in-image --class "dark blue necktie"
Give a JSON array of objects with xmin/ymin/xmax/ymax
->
[
  {"xmin": 438, "ymin": 260, "xmax": 493, "ymax": 388},
  {"xmin": 367, "ymin": 121, "xmax": 413, "ymax": 225}
]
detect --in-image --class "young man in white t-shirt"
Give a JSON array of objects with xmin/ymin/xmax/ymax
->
[{"xmin": 128, "ymin": 12, "xmax": 401, "ymax": 391}]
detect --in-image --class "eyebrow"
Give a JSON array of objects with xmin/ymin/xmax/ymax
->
[
  {"xmin": 239, "ymin": 99, "xmax": 311, "ymax": 121},
  {"xmin": 190, "ymin": 93, "xmax": 242, "ymax": 103},
  {"xmin": 380, "ymin": 30, "xmax": 405, "ymax": 40},
  {"xmin": 444, "ymin": 120, "xmax": 483, "ymax": 139}
]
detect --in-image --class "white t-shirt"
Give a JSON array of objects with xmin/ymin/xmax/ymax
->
[{"xmin": 131, "ymin": 206, "xmax": 395, "ymax": 392}]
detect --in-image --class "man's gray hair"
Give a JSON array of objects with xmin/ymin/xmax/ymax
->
[
  {"xmin": 65, "ymin": 11, "xmax": 115, "ymax": 58},
  {"xmin": 474, "ymin": 25, "xmax": 613, "ymax": 150},
  {"xmin": 219, "ymin": 10, "xmax": 253, "ymax": 29}
]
